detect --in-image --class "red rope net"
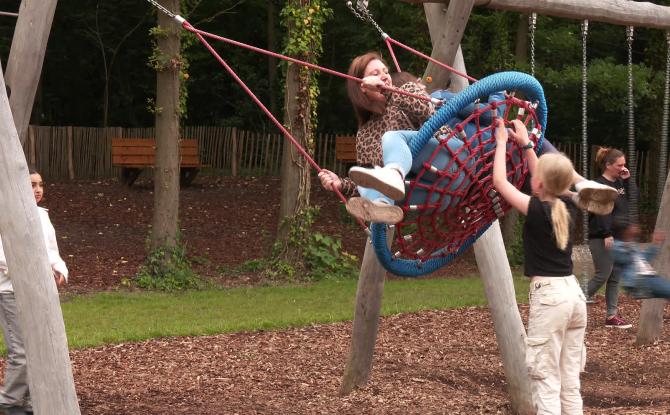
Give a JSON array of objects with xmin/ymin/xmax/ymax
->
[{"xmin": 392, "ymin": 95, "xmax": 542, "ymax": 262}]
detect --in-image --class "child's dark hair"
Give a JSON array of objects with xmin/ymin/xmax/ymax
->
[
  {"xmin": 391, "ymin": 71, "xmax": 419, "ymax": 87},
  {"xmin": 28, "ymin": 166, "xmax": 40, "ymax": 175},
  {"xmin": 611, "ymin": 216, "xmax": 632, "ymax": 240}
]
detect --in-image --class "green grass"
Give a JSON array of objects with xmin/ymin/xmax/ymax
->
[{"xmin": 55, "ymin": 275, "xmax": 530, "ymax": 350}]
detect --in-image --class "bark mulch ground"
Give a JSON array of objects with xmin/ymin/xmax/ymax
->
[{"xmin": 8, "ymin": 175, "xmax": 670, "ymax": 414}]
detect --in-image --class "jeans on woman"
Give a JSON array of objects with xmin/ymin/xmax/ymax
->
[{"xmin": 587, "ymin": 238, "xmax": 620, "ymax": 316}]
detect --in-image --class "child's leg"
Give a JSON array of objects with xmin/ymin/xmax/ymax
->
[
  {"xmin": 559, "ymin": 278, "xmax": 587, "ymax": 414},
  {"xmin": 349, "ymin": 130, "xmax": 414, "ymax": 201},
  {"xmin": 0, "ymin": 292, "xmax": 29, "ymax": 410},
  {"xmin": 644, "ymin": 275, "xmax": 670, "ymax": 299}
]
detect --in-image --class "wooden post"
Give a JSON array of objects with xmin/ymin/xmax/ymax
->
[
  {"xmin": 340, "ymin": 230, "xmax": 394, "ymax": 396},
  {"xmin": 5, "ymin": 0, "xmax": 59, "ymax": 145},
  {"xmin": 0, "ymin": 65, "xmax": 81, "ymax": 414},
  {"xmin": 473, "ymin": 222, "xmax": 534, "ymax": 414},
  {"xmin": 422, "ymin": 0, "xmax": 474, "ymax": 92},
  {"xmin": 67, "ymin": 125, "xmax": 75, "ymax": 180},
  {"xmin": 636, "ymin": 171, "xmax": 670, "ymax": 344},
  {"xmin": 231, "ymin": 127, "xmax": 238, "ymax": 177}
]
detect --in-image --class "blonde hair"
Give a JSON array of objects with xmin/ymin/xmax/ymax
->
[{"xmin": 535, "ymin": 153, "xmax": 574, "ymax": 250}]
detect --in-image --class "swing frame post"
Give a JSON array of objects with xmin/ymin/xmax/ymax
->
[{"xmin": 339, "ymin": 230, "xmax": 393, "ymax": 396}]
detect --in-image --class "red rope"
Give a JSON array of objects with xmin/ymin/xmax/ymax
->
[
  {"xmin": 385, "ymin": 36, "xmax": 402, "ymax": 73},
  {"xmin": 183, "ymin": 24, "xmax": 436, "ymax": 105},
  {"xmin": 182, "ymin": 21, "xmax": 369, "ymax": 231},
  {"xmin": 386, "ymin": 37, "xmax": 478, "ymax": 84}
]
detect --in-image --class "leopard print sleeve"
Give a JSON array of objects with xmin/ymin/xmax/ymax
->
[
  {"xmin": 340, "ymin": 176, "xmax": 357, "ymax": 197},
  {"xmin": 387, "ymin": 82, "xmax": 435, "ymax": 126}
]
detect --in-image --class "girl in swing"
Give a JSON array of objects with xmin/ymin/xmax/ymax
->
[
  {"xmin": 611, "ymin": 218, "xmax": 670, "ymax": 300},
  {"xmin": 492, "ymin": 118, "xmax": 586, "ymax": 415},
  {"xmin": 318, "ymin": 53, "xmax": 617, "ymax": 224}
]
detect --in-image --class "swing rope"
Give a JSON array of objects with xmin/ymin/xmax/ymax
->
[
  {"xmin": 529, "ymin": 13, "xmax": 537, "ymax": 77},
  {"xmin": 626, "ymin": 25, "xmax": 639, "ymax": 223},
  {"xmin": 580, "ymin": 20, "xmax": 590, "ymax": 293},
  {"xmin": 658, "ymin": 32, "xmax": 670, "ymax": 208}
]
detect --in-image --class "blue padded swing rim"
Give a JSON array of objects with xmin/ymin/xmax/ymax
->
[{"xmin": 372, "ymin": 71, "xmax": 547, "ymax": 277}]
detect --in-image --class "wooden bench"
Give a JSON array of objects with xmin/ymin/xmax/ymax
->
[
  {"xmin": 335, "ymin": 135, "xmax": 357, "ymax": 164},
  {"xmin": 111, "ymin": 138, "xmax": 202, "ymax": 186}
]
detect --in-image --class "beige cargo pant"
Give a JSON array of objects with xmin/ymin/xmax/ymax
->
[{"xmin": 526, "ymin": 275, "xmax": 587, "ymax": 415}]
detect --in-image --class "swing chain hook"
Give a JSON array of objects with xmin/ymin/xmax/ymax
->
[
  {"xmin": 145, "ymin": 0, "xmax": 176, "ymax": 19},
  {"xmin": 346, "ymin": 1, "xmax": 386, "ymax": 37}
]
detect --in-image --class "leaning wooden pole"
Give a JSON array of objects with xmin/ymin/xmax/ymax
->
[
  {"xmin": 0, "ymin": 66, "xmax": 81, "ymax": 414},
  {"xmin": 424, "ymin": 4, "xmax": 534, "ymax": 413},
  {"xmin": 340, "ymin": 231, "xmax": 393, "ymax": 396},
  {"xmin": 5, "ymin": 0, "xmax": 59, "ymax": 145},
  {"xmin": 636, "ymin": 171, "xmax": 670, "ymax": 345},
  {"xmin": 404, "ymin": 0, "xmax": 670, "ymax": 30},
  {"xmin": 473, "ymin": 222, "xmax": 534, "ymax": 414}
]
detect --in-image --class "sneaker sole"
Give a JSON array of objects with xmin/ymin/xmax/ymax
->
[
  {"xmin": 605, "ymin": 324, "xmax": 632, "ymax": 329},
  {"xmin": 346, "ymin": 197, "xmax": 403, "ymax": 224},
  {"xmin": 579, "ymin": 199, "xmax": 614, "ymax": 215},
  {"xmin": 349, "ymin": 168, "xmax": 406, "ymax": 201}
]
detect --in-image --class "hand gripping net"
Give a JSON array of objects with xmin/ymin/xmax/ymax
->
[{"xmin": 371, "ymin": 71, "xmax": 548, "ymax": 277}]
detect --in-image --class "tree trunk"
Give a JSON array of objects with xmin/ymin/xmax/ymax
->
[
  {"xmin": 514, "ymin": 14, "xmax": 529, "ymax": 66},
  {"xmin": 423, "ymin": 5, "xmax": 534, "ymax": 413},
  {"xmin": 5, "ymin": 0, "xmax": 58, "ymax": 145},
  {"xmin": 636, "ymin": 171, "xmax": 670, "ymax": 344},
  {"xmin": 151, "ymin": 0, "xmax": 181, "ymax": 251},
  {"xmin": 0, "ymin": 64, "xmax": 81, "ymax": 415}
]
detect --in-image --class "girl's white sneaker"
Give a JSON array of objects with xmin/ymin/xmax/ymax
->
[{"xmin": 349, "ymin": 166, "xmax": 406, "ymax": 201}]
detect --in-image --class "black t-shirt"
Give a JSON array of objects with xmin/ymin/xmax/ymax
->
[
  {"xmin": 588, "ymin": 175, "xmax": 632, "ymax": 239},
  {"xmin": 523, "ymin": 196, "xmax": 577, "ymax": 277}
]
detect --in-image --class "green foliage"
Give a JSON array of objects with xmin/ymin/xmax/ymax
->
[
  {"xmin": 280, "ymin": 0, "xmax": 333, "ymax": 145},
  {"xmin": 135, "ymin": 243, "xmax": 203, "ymax": 291},
  {"xmin": 269, "ymin": 206, "xmax": 358, "ymax": 281},
  {"xmin": 506, "ymin": 215, "xmax": 526, "ymax": 267}
]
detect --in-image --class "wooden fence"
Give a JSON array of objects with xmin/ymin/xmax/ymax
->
[
  {"xmin": 22, "ymin": 125, "xmax": 662, "ymax": 202},
  {"xmin": 23, "ymin": 125, "xmax": 353, "ymax": 180}
]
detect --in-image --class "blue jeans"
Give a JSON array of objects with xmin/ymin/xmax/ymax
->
[
  {"xmin": 587, "ymin": 238, "xmax": 621, "ymax": 316},
  {"xmin": 643, "ymin": 276, "xmax": 670, "ymax": 299}
]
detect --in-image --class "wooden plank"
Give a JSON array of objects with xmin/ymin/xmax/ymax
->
[
  {"xmin": 335, "ymin": 135, "xmax": 357, "ymax": 162},
  {"xmin": 402, "ymin": 0, "xmax": 670, "ymax": 30}
]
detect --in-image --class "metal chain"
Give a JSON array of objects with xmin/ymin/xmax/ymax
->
[
  {"xmin": 580, "ymin": 20, "xmax": 589, "ymax": 294},
  {"xmin": 529, "ymin": 13, "xmax": 537, "ymax": 77},
  {"xmin": 627, "ymin": 25, "xmax": 639, "ymax": 223},
  {"xmin": 145, "ymin": 0, "xmax": 176, "ymax": 18},
  {"xmin": 346, "ymin": 1, "xmax": 385, "ymax": 36},
  {"xmin": 658, "ymin": 31, "xmax": 670, "ymax": 208}
]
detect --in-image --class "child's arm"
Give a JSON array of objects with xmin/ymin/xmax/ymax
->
[
  {"xmin": 38, "ymin": 208, "xmax": 68, "ymax": 286},
  {"xmin": 492, "ymin": 118, "xmax": 530, "ymax": 215},
  {"xmin": 507, "ymin": 120, "xmax": 538, "ymax": 176}
]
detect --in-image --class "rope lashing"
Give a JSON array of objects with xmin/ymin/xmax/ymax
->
[{"xmin": 371, "ymin": 71, "xmax": 547, "ymax": 277}]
